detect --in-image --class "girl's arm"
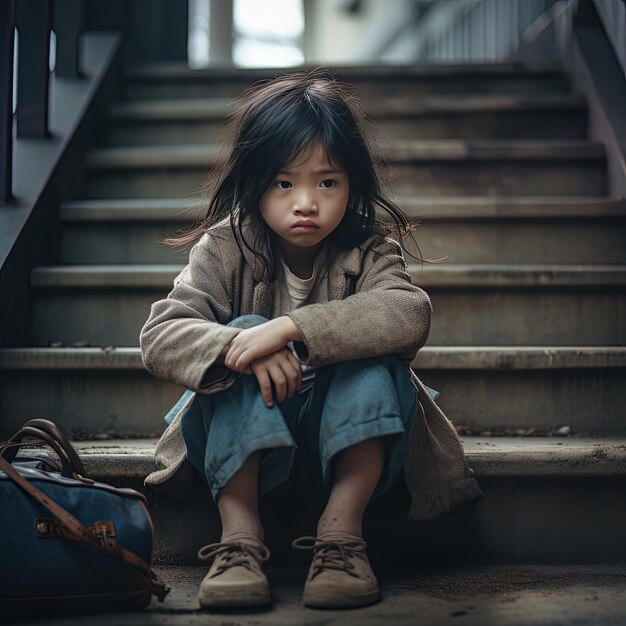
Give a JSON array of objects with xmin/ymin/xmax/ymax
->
[
  {"xmin": 284, "ymin": 236, "xmax": 432, "ymax": 367},
  {"xmin": 140, "ymin": 235, "xmax": 240, "ymax": 391},
  {"xmin": 247, "ymin": 347, "xmax": 302, "ymax": 407},
  {"xmin": 222, "ymin": 316, "xmax": 301, "ymax": 373}
]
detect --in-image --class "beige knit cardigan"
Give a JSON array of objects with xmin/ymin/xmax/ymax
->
[{"xmin": 140, "ymin": 221, "xmax": 484, "ymax": 521}]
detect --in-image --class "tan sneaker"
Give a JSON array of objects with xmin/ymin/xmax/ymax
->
[
  {"xmin": 292, "ymin": 536, "xmax": 380, "ymax": 609},
  {"xmin": 197, "ymin": 539, "xmax": 271, "ymax": 608}
]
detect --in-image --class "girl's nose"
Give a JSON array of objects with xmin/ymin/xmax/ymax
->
[{"xmin": 293, "ymin": 191, "xmax": 318, "ymax": 214}]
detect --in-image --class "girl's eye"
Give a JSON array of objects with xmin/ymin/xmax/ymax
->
[
  {"xmin": 320, "ymin": 179, "xmax": 336, "ymax": 189},
  {"xmin": 274, "ymin": 180, "xmax": 292, "ymax": 190}
]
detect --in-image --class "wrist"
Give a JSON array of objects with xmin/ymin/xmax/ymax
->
[{"xmin": 276, "ymin": 315, "xmax": 302, "ymax": 342}]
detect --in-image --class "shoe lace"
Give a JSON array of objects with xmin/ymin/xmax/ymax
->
[
  {"xmin": 292, "ymin": 536, "xmax": 367, "ymax": 580},
  {"xmin": 197, "ymin": 540, "xmax": 270, "ymax": 577}
]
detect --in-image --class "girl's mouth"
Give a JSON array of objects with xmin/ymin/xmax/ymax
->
[{"xmin": 292, "ymin": 221, "xmax": 319, "ymax": 232}]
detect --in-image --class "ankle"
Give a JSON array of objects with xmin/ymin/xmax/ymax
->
[
  {"xmin": 316, "ymin": 528, "xmax": 363, "ymax": 543},
  {"xmin": 316, "ymin": 515, "xmax": 362, "ymax": 541},
  {"xmin": 317, "ymin": 517, "xmax": 363, "ymax": 541},
  {"xmin": 220, "ymin": 529, "xmax": 265, "ymax": 544}
]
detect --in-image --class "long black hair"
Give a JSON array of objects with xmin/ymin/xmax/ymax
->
[{"xmin": 167, "ymin": 68, "xmax": 424, "ymax": 280}]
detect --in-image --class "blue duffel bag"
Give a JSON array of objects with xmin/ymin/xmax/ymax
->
[{"xmin": 0, "ymin": 419, "xmax": 170, "ymax": 616}]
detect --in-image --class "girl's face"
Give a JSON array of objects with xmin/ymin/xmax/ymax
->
[{"xmin": 260, "ymin": 143, "xmax": 349, "ymax": 257}]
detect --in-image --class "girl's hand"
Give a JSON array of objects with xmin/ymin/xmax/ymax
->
[
  {"xmin": 250, "ymin": 348, "xmax": 302, "ymax": 407},
  {"xmin": 224, "ymin": 316, "xmax": 302, "ymax": 373}
]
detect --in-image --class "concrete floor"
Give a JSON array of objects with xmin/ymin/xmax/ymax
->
[{"xmin": 5, "ymin": 564, "xmax": 626, "ymax": 626}]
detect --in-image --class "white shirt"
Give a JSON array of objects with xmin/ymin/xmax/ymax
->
[{"xmin": 271, "ymin": 245, "xmax": 329, "ymax": 392}]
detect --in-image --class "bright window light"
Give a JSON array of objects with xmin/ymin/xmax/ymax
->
[{"xmin": 234, "ymin": 0, "xmax": 304, "ymax": 67}]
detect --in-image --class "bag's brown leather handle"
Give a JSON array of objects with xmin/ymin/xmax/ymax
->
[
  {"xmin": 1, "ymin": 426, "xmax": 80, "ymax": 478},
  {"xmin": 0, "ymin": 455, "xmax": 170, "ymax": 601},
  {"xmin": 21, "ymin": 418, "xmax": 86, "ymax": 475}
]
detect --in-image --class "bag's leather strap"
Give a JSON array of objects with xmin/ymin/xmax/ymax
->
[
  {"xmin": 0, "ymin": 455, "xmax": 170, "ymax": 601},
  {"xmin": 22, "ymin": 418, "xmax": 86, "ymax": 475},
  {"xmin": 1, "ymin": 426, "xmax": 80, "ymax": 478}
]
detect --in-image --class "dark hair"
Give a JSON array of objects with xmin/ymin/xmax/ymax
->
[{"xmin": 166, "ymin": 69, "xmax": 425, "ymax": 279}]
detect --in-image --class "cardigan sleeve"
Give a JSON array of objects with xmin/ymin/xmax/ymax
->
[
  {"xmin": 285, "ymin": 236, "xmax": 432, "ymax": 367},
  {"xmin": 140, "ymin": 234, "xmax": 240, "ymax": 392}
]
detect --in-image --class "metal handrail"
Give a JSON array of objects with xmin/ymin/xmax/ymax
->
[
  {"xmin": 369, "ymin": 0, "xmax": 559, "ymax": 63},
  {"xmin": 417, "ymin": 0, "xmax": 557, "ymax": 62},
  {"xmin": 15, "ymin": 0, "xmax": 52, "ymax": 140},
  {"xmin": 0, "ymin": 0, "xmax": 84, "ymax": 205},
  {"xmin": 0, "ymin": 0, "xmax": 16, "ymax": 203}
]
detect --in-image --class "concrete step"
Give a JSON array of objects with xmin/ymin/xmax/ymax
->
[
  {"xmin": 123, "ymin": 62, "xmax": 572, "ymax": 99},
  {"xmin": 1, "ymin": 347, "xmax": 624, "ymax": 436},
  {"xmin": 107, "ymin": 93, "xmax": 588, "ymax": 145},
  {"xmin": 24, "ymin": 564, "xmax": 624, "ymax": 625},
  {"xmin": 37, "ymin": 436, "xmax": 626, "ymax": 565},
  {"xmin": 405, "ymin": 197, "xmax": 626, "ymax": 264},
  {"xmin": 30, "ymin": 264, "xmax": 626, "ymax": 347},
  {"xmin": 82, "ymin": 140, "xmax": 607, "ymax": 198},
  {"xmin": 58, "ymin": 197, "xmax": 626, "ymax": 265}
]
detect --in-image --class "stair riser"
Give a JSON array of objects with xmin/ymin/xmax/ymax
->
[
  {"xmin": 61, "ymin": 223, "xmax": 192, "ymax": 265},
  {"xmin": 31, "ymin": 290, "xmax": 626, "ymax": 347},
  {"xmin": 3, "ymin": 363, "xmax": 624, "ymax": 436},
  {"xmin": 408, "ymin": 220, "xmax": 626, "ymax": 264},
  {"xmin": 60, "ymin": 220, "xmax": 626, "ymax": 265},
  {"xmin": 107, "ymin": 111, "xmax": 587, "ymax": 146},
  {"xmin": 85, "ymin": 162, "xmax": 607, "ymax": 199},
  {"xmin": 428, "ymin": 291, "xmax": 626, "ymax": 345},
  {"xmin": 422, "ymin": 367, "xmax": 626, "ymax": 433},
  {"xmin": 0, "ymin": 369, "xmax": 180, "ymax": 436},
  {"xmin": 124, "ymin": 77, "xmax": 571, "ymax": 100},
  {"xmin": 86, "ymin": 472, "xmax": 626, "ymax": 565}
]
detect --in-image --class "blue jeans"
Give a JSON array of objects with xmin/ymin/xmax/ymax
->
[{"xmin": 167, "ymin": 315, "xmax": 435, "ymax": 501}]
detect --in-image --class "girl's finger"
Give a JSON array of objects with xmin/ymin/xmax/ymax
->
[
  {"xmin": 283, "ymin": 350, "xmax": 301, "ymax": 390},
  {"xmin": 227, "ymin": 353, "xmax": 246, "ymax": 373},
  {"xmin": 235, "ymin": 351, "xmax": 253, "ymax": 372},
  {"xmin": 236, "ymin": 345, "xmax": 265, "ymax": 371},
  {"xmin": 224, "ymin": 345, "xmax": 240, "ymax": 370},
  {"xmin": 229, "ymin": 346, "xmax": 253, "ymax": 374},
  {"xmin": 252, "ymin": 365, "xmax": 273, "ymax": 408},
  {"xmin": 280, "ymin": 356, "xmax": 300, "ymax": 398},
  {"xmin": 286, "ymin": 351, "xmax": 302, "ymax": 389},
  {"xmin": 236, "ymin": 344, "xmax": 276, "ymax": 371},
  {"xmin": 267, "ymin": 363, "xmax": 287, "ymax": 404}
]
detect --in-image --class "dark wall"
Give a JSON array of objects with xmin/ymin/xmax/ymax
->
[{"xmin": 86, "ymin": 0, "xmax": 188, "ymax": 64}]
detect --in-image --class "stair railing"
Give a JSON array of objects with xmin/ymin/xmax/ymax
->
[
  {"xmin": 369, "ymin": 0, "xmax": 560, "ymax": 63},
  {"xmin": 0, "ymin": 0, "xmax": 16, "ymax": 204},
  {"xmin": 417, "ymin": 0, "xmax": 559, "ymax": 62},
  {"xmin": 0, "ymin": 0, "xmax": 84, "ymax": 205}
]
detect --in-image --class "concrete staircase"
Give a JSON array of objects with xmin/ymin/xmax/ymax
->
[{"xmin": 1, "ymin": 63, "xmax": 625, "ymax": 566}]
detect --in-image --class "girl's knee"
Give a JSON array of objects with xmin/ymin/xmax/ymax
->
[
  {"xmin": 227, "ymin": 314, "xmax": 269, "ymax": 329},
  {"xmin": 315, "ymin": 357, "xmax": 413, "ymax": 407},
  {"xmin": 327, "ymin": 355, "xmax": 402, "ymax": 380}
]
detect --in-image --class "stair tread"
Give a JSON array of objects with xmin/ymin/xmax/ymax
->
[
  {"xmin": 402, "ymin": 196, "xmax": 626, "ymax": 218},
  {"xmin": 59, "ymin": 196, "xmax": 626, "ymax": 221},
  {"xmin": 124, "ymin": 61, "xmax": 567, "ymax": 81},
  {"xmin": 72, "ymin": 563, "xmax": 626, "ymax": 622},
  {"xmin": 49, "ymin": 436, "xmax": 626, "ymax": 478},
  {"xmin": 110, "ymin": 93, "xmax": 587, "ymax": 121},
  {"xmin": 30, "ymin": 264, "xmax": 626, "ymax": 288},
  {"xmin": 2, "ymin": 346, "xmax": 625, "ymax": 370},
  {"xmin": 85, "ymin": 140, "xmax": 606, "ymax": 168}
]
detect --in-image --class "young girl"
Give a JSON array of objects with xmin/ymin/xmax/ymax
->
[{"xmin": 140, "ymin": 71, "xmax": 482, "ymax": 610}]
